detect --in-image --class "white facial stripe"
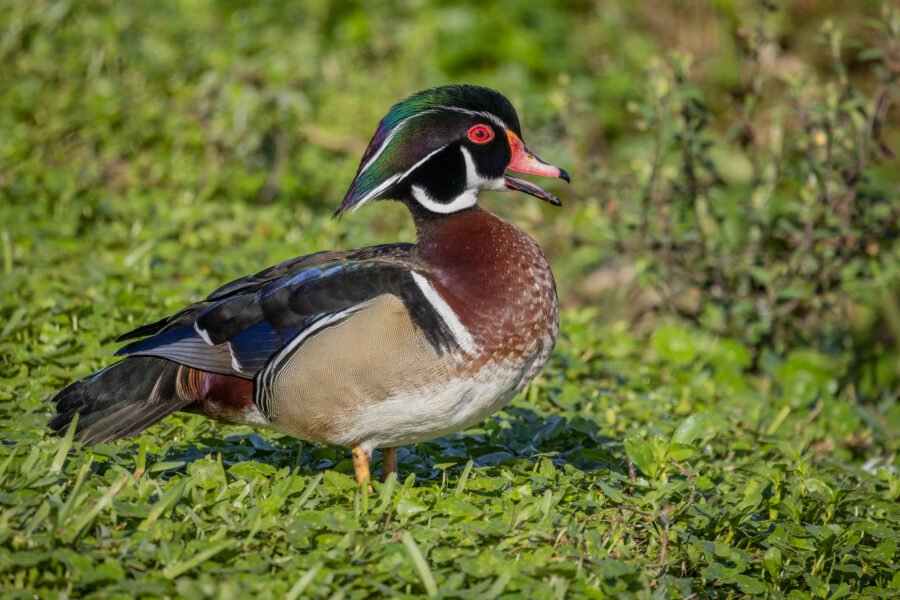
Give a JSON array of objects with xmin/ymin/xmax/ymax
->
[
  {"xmin": 407, "ymin": 145, "xmax": 506, "ymax": 214},
  {"xmin": 357, "ymin": 118, "xmax": 410, "ymax": 176},
  {"xmin": 351, "ymin": 142, "xmax": 452, "ymax": 211},
  {"xmin": 459, "ymin": 146, "xmax": 505, "ymax": 191},
  {"xmin": 434, "ymin": 105, "xmax": 508, "ymax": 131},
  {"xmin": 350, "ymin": 173, "xmax": 402, "ymax": 212},
  {"xmin": 357, "ymin": 109, "xmax": 443, "ymax": 176},
  {"xmin": 411, "ymin": 185, "xmax": 477, "ymax": 214},
  {"xmin": 351, "ymin": 105, "xmax": 508, "ymax": 210},
  {"xmin": 410, "ymin": 272, "xmax": 477, "ymax": 355}
]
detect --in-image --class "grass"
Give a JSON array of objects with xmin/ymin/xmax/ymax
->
[
  {"xmin": 1, "ymin": 1, "xmax": 898, "ymax": 597},
  {"xmin": 1, "ymin": 313, "xmax": 897, "ymax": 597}
]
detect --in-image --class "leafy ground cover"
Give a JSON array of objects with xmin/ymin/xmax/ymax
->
[{"xmin": 1, "ymin": 1, "xmax": 898, "ymax": 597}]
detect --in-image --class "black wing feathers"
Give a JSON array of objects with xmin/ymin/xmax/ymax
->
[
  {"xmin": 50, "ymin": 357, "xmax": 193, "ymax": 444},
  {"xmin": 113, "ymin": 243, "xmax": 460, "ymax": 378}
]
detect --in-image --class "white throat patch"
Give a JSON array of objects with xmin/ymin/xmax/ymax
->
[
  {"xmin": 410, "ymin": 146, "xmax": 504, "ymax": 214},
  {"xmin": 411, "ymin": 185, "xmax": 477, "ymax": 214},
  {"xmin": 460, "ymin": 146, "xmax": 505, "ymax": 192}
]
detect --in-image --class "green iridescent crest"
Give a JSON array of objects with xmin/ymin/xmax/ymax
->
[{"xmin": 338, "ymin": 85, "xmax": 521, "ymax": 213}]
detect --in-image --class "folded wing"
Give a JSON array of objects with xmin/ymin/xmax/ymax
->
[{"xmin": 115, "ymin": 244, "xmax": 463, "ymax": 379}]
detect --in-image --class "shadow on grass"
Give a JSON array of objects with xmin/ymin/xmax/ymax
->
[{"xmin": 108, "ymin": 406, "xmax": 627, "ymax": 484}]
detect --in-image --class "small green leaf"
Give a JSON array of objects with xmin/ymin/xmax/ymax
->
[
  {"xmin": 596, "ymin": 480, "xmax": 625, "ymax": 504},
  {"xmin": 651, "ymin": 325, "xmax": 698, "ymax": 364},
  {"xmin": 733, "ymin": 574, "xmax": 768, "ymax": 595},
  {"xmin": 139, "ymin": 479, "xmax": 187, "ymax": 532},
  {"xmin": 667, "ymin": 442, "xmax": 698, "ymax": 461},
  {"xmin": 624, "ymin": 434, "xmax": 656, "ymax": 478},
  {"xmin": 397, "ymin": 495, "xmax": 428, "ymax": 517},
  {"xmin": 671, "ymin": 412, "xmax": 711, "ymax": 445},
  {"xmin": 763, "ymin": 546, "xmax": 782, "ymax": 579}
]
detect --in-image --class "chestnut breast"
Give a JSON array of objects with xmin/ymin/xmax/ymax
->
[{"xmin": 414, "ymin": 207, "xmax": 558, "ymax": 360}]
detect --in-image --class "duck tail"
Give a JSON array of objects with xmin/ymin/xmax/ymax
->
[{"xmin": 49, "ymin": 357, "xmax": 196, "ymax": 445}]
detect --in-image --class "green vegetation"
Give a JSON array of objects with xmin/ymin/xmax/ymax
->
[{"xmin": 1, "ymin": 0, "xmax": 898, "ymax": 597}]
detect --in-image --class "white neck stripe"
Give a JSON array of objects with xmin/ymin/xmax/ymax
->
[{"xmin": 411, "ymin": 184, "xmax": 477, "ymax": 214}]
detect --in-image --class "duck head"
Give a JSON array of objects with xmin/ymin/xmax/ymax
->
[{"xmin": 338, "ymin": 85, "xmax": 569, "ymax": 216}]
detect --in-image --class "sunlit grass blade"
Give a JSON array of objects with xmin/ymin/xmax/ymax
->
[
  {"xmin": 485, "ymin": 572, "xmax": 512, "ymax": 598},
  {"xmin": 0, "ymin": 447, "xmax": 18, "ymax": 483},
  {"xmin": 162, "ymin": 540, "xmax": 233, "ymax": 579},
  {"xmin": 375, "ymin": 472, "xmax": 397, "ymax": 514},
  {"xmin": 294, "ymin": 473, "xmax": 323, "ymax": 509},
  {"xmin": 453, "ymin": 460, "xmax": 473, "ymax": 497},
  {"xmin": 50, "ymin": 413, "xmax": 78, "ymax": 474},
  {"xmin": 139, "ymin": 479, "xmax": 187, "ymax": 532},
  {"xmin": 56, "ymin": 458, "xmax": 92, "ymax": 532},
  {"xmin": 285, "ymin": 562, "xmax": 323, "ymax": 600},
  {"xmin": 401, "ymin": 531, "xmax": 438, "ymax": 597},
  {"xmin": 65, "ymin": 474, "xmax": 130, "ymax": 543}
]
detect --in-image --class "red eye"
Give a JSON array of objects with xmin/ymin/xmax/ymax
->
[{"xmin": 467, "ymin": 124, "xmax": 494, "ymax": 145}]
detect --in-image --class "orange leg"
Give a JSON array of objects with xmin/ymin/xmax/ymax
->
[
  {"xmin": 381, "ymin": 447, "xmax": 398, "ymax": 482},
  {"xmin": 352, "ymin": 445, "xmax": 371, "ymax": 487}
]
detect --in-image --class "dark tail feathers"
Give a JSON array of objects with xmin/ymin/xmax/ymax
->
[{"xmin": 50, "ymin": 357, "xmax": 195, "ymax": 445}]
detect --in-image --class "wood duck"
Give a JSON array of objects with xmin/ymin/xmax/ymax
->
[{"xmin": 50, "ymin": 85, "xmax": 570, "ymax": 485}]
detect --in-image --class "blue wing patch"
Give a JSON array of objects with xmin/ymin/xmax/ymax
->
[{"xmin": 111, "ymin": 244, "xmax": 451, "ymax": 380}]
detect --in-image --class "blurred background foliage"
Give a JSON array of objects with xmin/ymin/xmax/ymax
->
[
  {"xmin": 2, "ymin": 0, "xmax": 897, "ymax": 395},
  {"xmin": 1, "ymin": 0, "xmax": 899, "ymax": 596}
]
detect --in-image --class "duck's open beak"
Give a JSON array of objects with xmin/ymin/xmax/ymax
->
[{"xmin": 505, "ymin": 130, "xmax": 570, "ymax": 206}]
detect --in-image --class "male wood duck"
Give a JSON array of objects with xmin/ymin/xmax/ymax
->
[{"xmin": 50, "ymin": 85, "xmax": 569, "ymax": 485}]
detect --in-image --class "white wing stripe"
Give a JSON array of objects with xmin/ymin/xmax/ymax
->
[
  {"xmin": 410, "ymin": 272, "xmax": 477, "ymax": 355},
  {"xmin": 194, "ymin": 322, "xmax": 213, "ymax": 345},
  {"xmin": 228, "ymin": 342, "xmax": 243, "ymax": 373},
  {"xmin": 255, "ymin": 303, "xmax": 371, "ymax": 417}
]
